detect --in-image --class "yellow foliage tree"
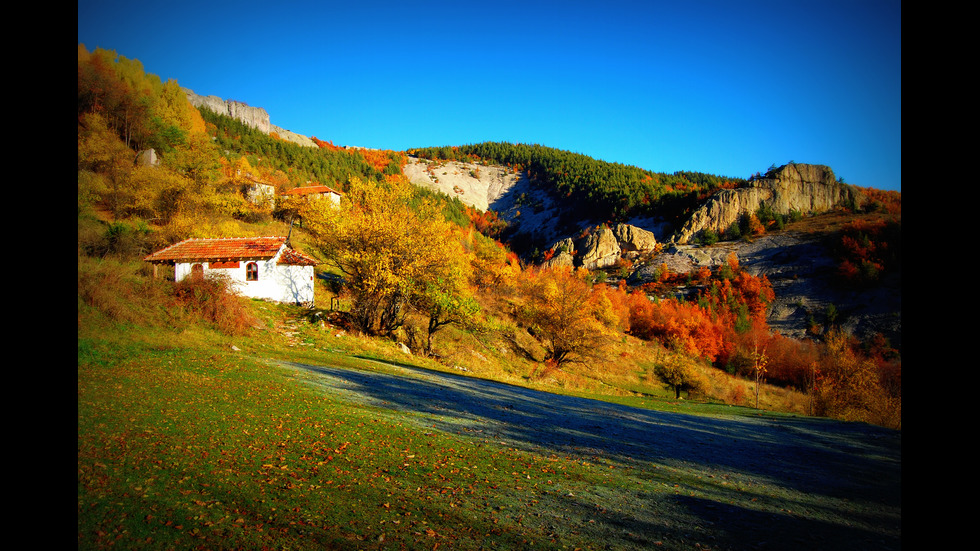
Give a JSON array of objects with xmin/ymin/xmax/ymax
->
[
  {"xmin": 78, "ymin": 112, "xmax": 132, "ymax": 217},
  {"xmin": 305, "ymin": 177, "xmax": 476, "ymax": 339},
  {"xmin": 818, "ymin": 328, "xmax": 893, "ymax": 424},
  {"xmin": 518, "ymin": 266, "xmax": 608, "ymax": 367},
  {"xmin": 653, "ymin": 352, "xmax": 709, "ymax": 399},
  {"xmin": 469, "ymin": 229, "xmax": 522, "ymax": 291}
]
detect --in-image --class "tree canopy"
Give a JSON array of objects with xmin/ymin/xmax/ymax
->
[{"xmin": 303, "ymin": 177, "xmax": 477, "ymax": 340}]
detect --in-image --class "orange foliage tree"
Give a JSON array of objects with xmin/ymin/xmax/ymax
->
[
  {"xmin": 464, "ymin": 205, "xmax": 507, "ymax": 238},
  {"xmin": 311, "ymin": 136, "xmax": 342, "ymax": 151},
  {"xmin": 517, "ymin": 266, "xmax": 608, "ymax": 367},
  {"xmin": 628, "ymin": 253, "xmax": 776, "ymax": 371},
  {"xmin": 628, "ymin": 292, "xmax": 729, "ymax": 363}
]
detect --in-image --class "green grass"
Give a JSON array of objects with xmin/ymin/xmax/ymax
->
[
  {"xmin": 78, "ymin": 333, "xmax": 628, "ymax": 549},
  {"xmin": 79, "ymin": 296, "xmax": 899, "ymax": 550}
]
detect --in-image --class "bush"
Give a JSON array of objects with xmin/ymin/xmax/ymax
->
[
  {"xmin": 79, "ymin": 219, "xmax": 154, "ymax": 260},
  {"xmin": 171, "ymin": 273, "xmax": 256, "ymax": 336},
  {"xmin": 78, "ymin": 256, "xmax": 171, "ymax": 326},
  {"xmin": 698, "ymin": 229, "xmax": 719, "ymax": 246},
  {"xmin": 724, "ymin": 220, "xmax": 741, "ymax": 241},
  {"xmin": 653, "ymin": 353, "xmax": 709, "ymax": 399}
]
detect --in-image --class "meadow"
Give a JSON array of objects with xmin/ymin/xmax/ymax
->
[{"xmin": 78, "ymin": 290, "xmax": 900, "ymax": 550}]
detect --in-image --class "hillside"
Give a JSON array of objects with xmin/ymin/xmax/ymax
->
[
  {"xmin": 79, "ymin": 45, "xmax": 902, "ymax": 550},
  {"xmin": 79, "ymin": 286, "xmax": 902, "ymax": 550},
  {"xmin": 78, "ymin": 44, "xmax": 901, "ymax": 428},
  {"xmin": 399, "ymin": 154, "xmax": 900, "ymax": 350}
]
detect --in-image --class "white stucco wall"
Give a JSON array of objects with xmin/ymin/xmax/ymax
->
[{"xmin": 175, "ymin": 253, "xmax": 315, "ymax": 305}]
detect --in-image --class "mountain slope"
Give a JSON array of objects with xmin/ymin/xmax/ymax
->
[{"xmin": 178, "ymin": 87, "xmax": 900, "ymax": 350}]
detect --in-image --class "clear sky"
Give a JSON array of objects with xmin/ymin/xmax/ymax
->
[{"xmin": 78, "ymin": 0, "xmax": 901, "ymax": 191}]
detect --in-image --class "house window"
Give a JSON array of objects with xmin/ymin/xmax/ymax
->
[
  {"xmin": 246, "ymin": 262, "xmax": 259, "ymax": 281},
  {"xmin": 191, "ymin": 264, "xmax": 204, "ymax": 280}
]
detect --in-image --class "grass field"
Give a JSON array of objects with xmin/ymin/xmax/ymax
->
[{"xmin": 78, "ymin": 296, "xmax": 900, "ymax": 550}]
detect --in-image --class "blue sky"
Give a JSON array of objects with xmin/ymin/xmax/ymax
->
[{"xmin": 78, "ymin": 0, "xmax": 901, "ymax": 191}]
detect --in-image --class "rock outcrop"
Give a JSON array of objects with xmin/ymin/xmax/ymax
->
[
  {"xmin": 402, "ymin": 156, "xmax": 526, "ymax": 213},
  {"xmin": 183, "ymin": 88, "xmax": 316, "ymax": 148},
  {"xmin": 542, "ymin": 223, "xmax": 658, "ymax": 270},
  {"xmin": 672, "ymin": 163, "xmax": 866, "ymax": 244},
  {"xmin": 541, "ymin": 237, "xmax": 576, "ymax": 269},
  {"xmin": 614, "ymin": 224, "xmax": 658, "ymax": 255},
  {"xmin": 135, "ymin": 148, "xmax": 160, "ymax": 167},
  {"xmin": 578, "ymin": 226, "xmax": 623, "ymax": 270}
]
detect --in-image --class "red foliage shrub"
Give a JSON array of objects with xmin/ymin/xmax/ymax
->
[
  {"xmin": 171, "ymin": 274, "xmax": 256, "ymax": 336},
  {"xmin": 832, "ymin": 218, "xmax": 900, "ymax": 285},
  {"xmin": 628, "ymin": 260, "xmax": 776, "ymax": 369},
  {"xmin": 628, "ymin": 292, "xmax": 728, "ymax": 362},
  {"xmin": 764, "ymin": 333, "xmax": 820, "ymax": 389}
]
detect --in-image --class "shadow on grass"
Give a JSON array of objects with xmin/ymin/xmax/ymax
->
[
  {"xmin": 278, "ymin": 359, "xmax": 900, "ymax": 507},
  {"xmin": 671, "ymin": 494, "xmax": 900, "ymax": 550}
]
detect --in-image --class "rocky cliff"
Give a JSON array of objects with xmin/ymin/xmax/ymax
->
[
  {"xmin": 672, "ymin": 163, "xmax": 866, "ymax": 245},
  {"xmin": 183, "ymin": 88, "xmax": 317, "ymax": 148}
]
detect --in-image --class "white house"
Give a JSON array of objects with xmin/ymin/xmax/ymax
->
[{"xmin": 144, "ymin": 236, "xmax": 318, "ymax": 305}]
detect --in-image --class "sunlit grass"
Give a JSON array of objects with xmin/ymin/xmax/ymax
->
[
  {"xmin": 78, "ymin": 334, "xmax": 651, "ymax": 549},
  {"xmin": 78, "ymin": 261, "xmax": 898, "ymax": 550}
]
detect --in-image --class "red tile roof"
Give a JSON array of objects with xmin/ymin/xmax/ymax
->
[
  {"xmin": 144, "ymin": 236, "xmax": 316, "ymax": 265},
  {"xmin": 277, "ymin": 247, "xmax": 318, "ymax": 266},
  {"xmin": 283, "ymin": 185, "xmax": 344, "ymax": 197}
]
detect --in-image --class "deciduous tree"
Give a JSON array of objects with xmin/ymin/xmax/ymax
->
[
  {"xmin": 414, "ymin": 276, "xmax": 479, "ymax": 355},
  {"xmin": 518, "ymin": 266, "xmax": 607, "ymax": 367},
  {"xmin": 305, "ymin": 177, "xmax": 475, "ymax": 339},
  {"xmin": 653, "ymin": 353, "xmax": 708, "ymax": 399}
]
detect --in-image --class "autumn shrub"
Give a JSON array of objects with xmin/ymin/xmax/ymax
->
[
  {"xmin": 611, "ymin": 256, "xmax": 634, "ymax": 278},
  {"xmin": 830, "ymin": 218, "xmax": 901, "ymax": 286},
  {"xmin": 170, "ymin": 273, "xmax": 256, "ymax": 336},
  {"xmin": 464, "ymin": 205, "xmax": 508, "ymax": 238},
  {"xmin": 469, "ymin": 232, "xmax": 522, "ymax": 292},
  {"xmin": 727, "ymin": 382, "xmax": 748, "ymax": 406},
  {"xmin": 591, "ymin": 281, "xmax": 631, "ymax": 331},
  {"xmin": 652, "ymin": 353, "xmax": 709, "ymax": 399},
  {"xmin": 78, "ymin": 255, "xmax": 171, "ymax": 326},
  {"xmin": 233, "ymin": 205, "xmax": 273, "ymax": 224},
  {"xmin": 79, "ymin": 219, "xmax": 154, "ymax": 260},
  {"xmin": 812, "ymin": 329, "xmax": 901, "ymax": 428},
  {"xmin": 628, "ymin": 292, "xmax": 728, "ymax": 363},
  {"xmin": 764, "ymin": 334, "xmax": 820, "ymax": 389},
  {"xmin": 529, "ymin": 359, "xmax": 560, "ymax": 383}
]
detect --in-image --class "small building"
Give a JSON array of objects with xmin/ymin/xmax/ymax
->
[
  {"xmin": 144, "ymin": 236, "xmax": 318, "ymax": 305},
  {"xmin": 241, "ymin": 177, "xmax": 276, "ymax": 209},
  {"xmin": 278, "ymin": 185, "xmax": 344, "ymax": 227},
  {"xmin": 281, "ymin": 185, "xmax": 344, "ymax": 207}
]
